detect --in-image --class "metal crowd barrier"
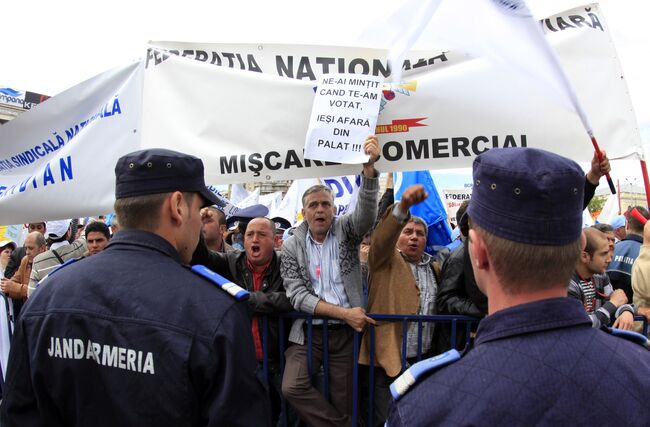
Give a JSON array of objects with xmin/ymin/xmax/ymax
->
[
  {"xmin": 259, "ymin": 313, "xmax": 649, "ymax": 426},
  {"xmin": 260, "ymin": 312, "xmax": 480, "ymax": 427},
  {"xmin": 634, "ymin": 315, "xmax": 649, "ymax": 336}
]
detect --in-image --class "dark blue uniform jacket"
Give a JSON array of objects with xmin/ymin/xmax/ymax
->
[
  {"xmin": 608, "ymin": 234, "xmax": 643, "ymax": 302},
  {"xmin": 388, "ymin": 297, "xmax": 650, "ymax": 426},
  {"xmin": 0, "ymin": 230, "xmax": 270, "ymax": 426}
]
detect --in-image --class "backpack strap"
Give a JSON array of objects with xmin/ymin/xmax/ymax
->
[{"xmin": 51, "ymin": 249, "xmax": 65, "ymax": 265}]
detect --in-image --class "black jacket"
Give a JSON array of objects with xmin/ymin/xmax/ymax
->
[
  {"xmin": 192, "ymin": 241, "xmax": 292, "ymax": 368},
  {"xmin": 434, "ymin": 241, "xmax": 487, "ymax": 352}
]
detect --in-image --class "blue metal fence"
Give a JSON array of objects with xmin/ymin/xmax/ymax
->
[
  {"xmin": 260, "ymin": 313, "xmax": 649, "ymax": 427},
  {"xmin": 634, "ymin": 315, "xmax": 649, "ymax": 336},
  {"xmin": 261, "ymin": 312, "xmax": 479, "ymax": 427}
]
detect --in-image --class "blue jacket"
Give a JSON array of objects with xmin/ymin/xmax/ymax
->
[
  {"xmin": 0, "ymin": 230, "xmax": 270, "ymax": 426},
  {"xmin": 387, "ymin": 297, "xmax": 650, "ymax": 426},
  {"xmin": 608, "ymin": 234, "xmax": 643, "ymax": 301}
]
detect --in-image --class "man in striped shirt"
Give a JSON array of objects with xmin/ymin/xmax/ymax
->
[
  {"xmin": 568, "ymin": 227, "xmax": 634, "ymax": 329},
  {"xmin": 27, "ymin": 219, "xmax": 86, "ymax": 297}
]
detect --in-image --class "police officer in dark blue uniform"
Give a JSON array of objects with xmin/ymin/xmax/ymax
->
[
  {"xmin": 0, "ymin": 149, "xmax": 271, "ymax": 426},
  {"xmin": 387, "ymin": 148, "xmax": 650, "ymax": 426}
]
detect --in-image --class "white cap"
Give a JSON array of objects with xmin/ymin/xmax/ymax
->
[
  {"xmin": 45, "ymin": 219, "xmax": 72, "ymax": 239},
  {"xmin": 0, "ymin": 240, "xmax": 16, "ymax": 251}
]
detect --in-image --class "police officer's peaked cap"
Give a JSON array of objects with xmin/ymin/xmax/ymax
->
[
  {"xmin": 225, "ymin": 204, "xmax": 270, "ymax": 229},
  {"xmin": 467, "ymin": 147, "xmax": 584, "ymax": 246},
  {"xmin": 115, "ymin": 148, "xmax": 220, "ymax": 207},
  {"xmin": 271, "ymin": 216, "xmax": 292, "ymax": 233}
]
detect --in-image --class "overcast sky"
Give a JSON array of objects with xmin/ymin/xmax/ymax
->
[{"xmin": 3, "ymin": 0, "xmax": 649, "ymax": 185}]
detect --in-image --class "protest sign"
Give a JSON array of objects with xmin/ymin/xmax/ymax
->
[
  {"xmin": 443, "ymin": 188, "xmax": 472, "ymax": 226},
  {"xmin": 305, "ymin": 73, "xmax": 383, "ymax": 163}
]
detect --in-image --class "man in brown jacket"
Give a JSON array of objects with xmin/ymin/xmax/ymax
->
[
  {"xmin": 359, "ymin": 184, "xmax": 440, "ymax": 426},
  {"xmin": 1, "ymin": 232, "xmax": 47, "ymax": 302}
]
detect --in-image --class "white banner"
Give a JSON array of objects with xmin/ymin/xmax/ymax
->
[
  {"xmin": 229, "ymin": 184, "xmax": 250, "ymax": 206},
  {"xmin": 206, "ymin": 185, "xmax": 240, "ymax": 217},
  {"xmin": 270, "ymin": 178, "xmax": 320, "ymax": 225},
  {"xmin": 144, "ymin": 4, "xmax": 642, "ymax": 186},
  {"xmin": 0, "ymin": 62, "xmax": 143, "ymax": 224},
  {"xmin": 597, "ymin": 193, "xmax": 620, "ymax": 224},
  {"xmin": 259, "ymin": 191, "xmax": 283, "ymax": 215},
  {"xmin": 0, "ymin": 5, "xmax": 642, "ymax": 224},
  {"xmin": 322, "ymin": 175, "xmax": 361, "ymax": 217}
]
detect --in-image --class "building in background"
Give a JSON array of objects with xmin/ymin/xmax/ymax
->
[
  {"xmin": 590, "ymin": 183, "xmax": 648, "ymax": 220},
  {"xmin": 0, "ymin": 87, "xmax": 50, "ymax": 124}
]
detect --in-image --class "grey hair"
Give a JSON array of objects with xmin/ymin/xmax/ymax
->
[
  {"xmin": 301, "ymin": 185, "xmax": 334, "ymax": 207},
  {"xmin": 407, "ymin": 216, "xmax": 428, "ymax": 238},
  {"xmin": 28, "ymin": 231, "xmax": 47, "ymax": 248}
]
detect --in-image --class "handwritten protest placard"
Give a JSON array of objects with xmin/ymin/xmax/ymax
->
[{"xmin": 304, "ymin": 73, "xmax": 383, "ymax": 164}]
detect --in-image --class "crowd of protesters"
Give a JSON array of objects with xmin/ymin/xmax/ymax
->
[{"xmin": 0, "ymin": 141, "xmax": 649, "ymax": 426}]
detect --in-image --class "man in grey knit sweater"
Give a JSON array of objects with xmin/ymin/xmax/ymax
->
[{"xmin": 280, "ymin": 135, "xmax": 380, "ymax": 427}]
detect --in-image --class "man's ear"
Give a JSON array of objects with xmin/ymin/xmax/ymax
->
[
  {"xmin": 168, "ymin": 191, "xmax": 185, "ymax": 226},
  {"xmin": 468, "ymin": 229, "xmax": 489, "ymax": 271},
  {"xmin": 579, "ymin": 250, "xmax": 589, "ymax": 265}
]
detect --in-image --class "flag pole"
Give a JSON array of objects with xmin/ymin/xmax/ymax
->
[
  {"xmin": 640, "ymin": 160, "xmax": 650, "ymax": 207},
  {"xmin": 617, "ymin": 179, "xmax": 621, "ymax": 214},
  {"xmin": 589, "ymin": 133, "xmax": 616, "ymax": 195}
]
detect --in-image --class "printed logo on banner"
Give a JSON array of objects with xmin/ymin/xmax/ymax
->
[
  {"xmin": 379, "ymin": 81, "xmax": 417, "ymax": 112},
  {"xmin": 376, "ymin": 80, "xmax": 426, "ymax": 135},
  {"xmin": 376, "ymin": 118, "xmax": 427, "ymax": 135}
]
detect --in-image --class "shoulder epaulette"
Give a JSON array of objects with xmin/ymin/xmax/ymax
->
[
  {"xmin": 191, "ymin": 265, "xmax": 250, "ymax": 301},
  {"xmin": 35, "ymin": 257, "xmax": 79, "ymax": 290},
  {"xmin": 390, "ymin": 349, "xmax": 461, "ymax": 401},
  {"xmin": 605, "ymin": 327, "xmax": 650, "ymax": 350}
]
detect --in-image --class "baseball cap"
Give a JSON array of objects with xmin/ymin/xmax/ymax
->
[
  {"xmin": 46, "ymin": 219, "xmax": 72, "ymax": 239},
  {"xmin": 609, "ymin": 215, "xmax": 626, "ymax": 230},
  {"xmin": 0, "ymin": 240, "xmax": 16, "ymax": 251}
]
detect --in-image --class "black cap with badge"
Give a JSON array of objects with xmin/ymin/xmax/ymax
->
[
  {"xmin": 225, "ymin": 204, "xmax": 270, "ymax": 235},
  {"xmin": 271, "ymin": 217, "xmax": 292, "ymax": 234},
  {"xmin": 115, "ymin": 148, "xmax": 220, "ymax": 207}
]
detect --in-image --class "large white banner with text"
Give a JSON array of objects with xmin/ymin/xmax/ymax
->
[
  {"xmin": 0, "ymin": 62, "xmax": 143, "ymax": 223},
  {"xmin": 0, "ymin": 4, "xmax": 642, "ymax": 224},
  {"xmin": 143, "ymin": 4, "xmax": 642, "ymax": 185}
]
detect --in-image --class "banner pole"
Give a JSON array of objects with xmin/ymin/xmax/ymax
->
[
  {"xmin": 640, "ymin": 160, "xmax": 650, "ymax": 208},
  {"xmin": 589, "ymin": 134, "xmax": 616, "ymax": 194}
]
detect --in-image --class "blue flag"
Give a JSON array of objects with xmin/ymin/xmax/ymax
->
[{"xmin": 395, "ymin": 170, "xmax": 452, "ymax": 254}]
